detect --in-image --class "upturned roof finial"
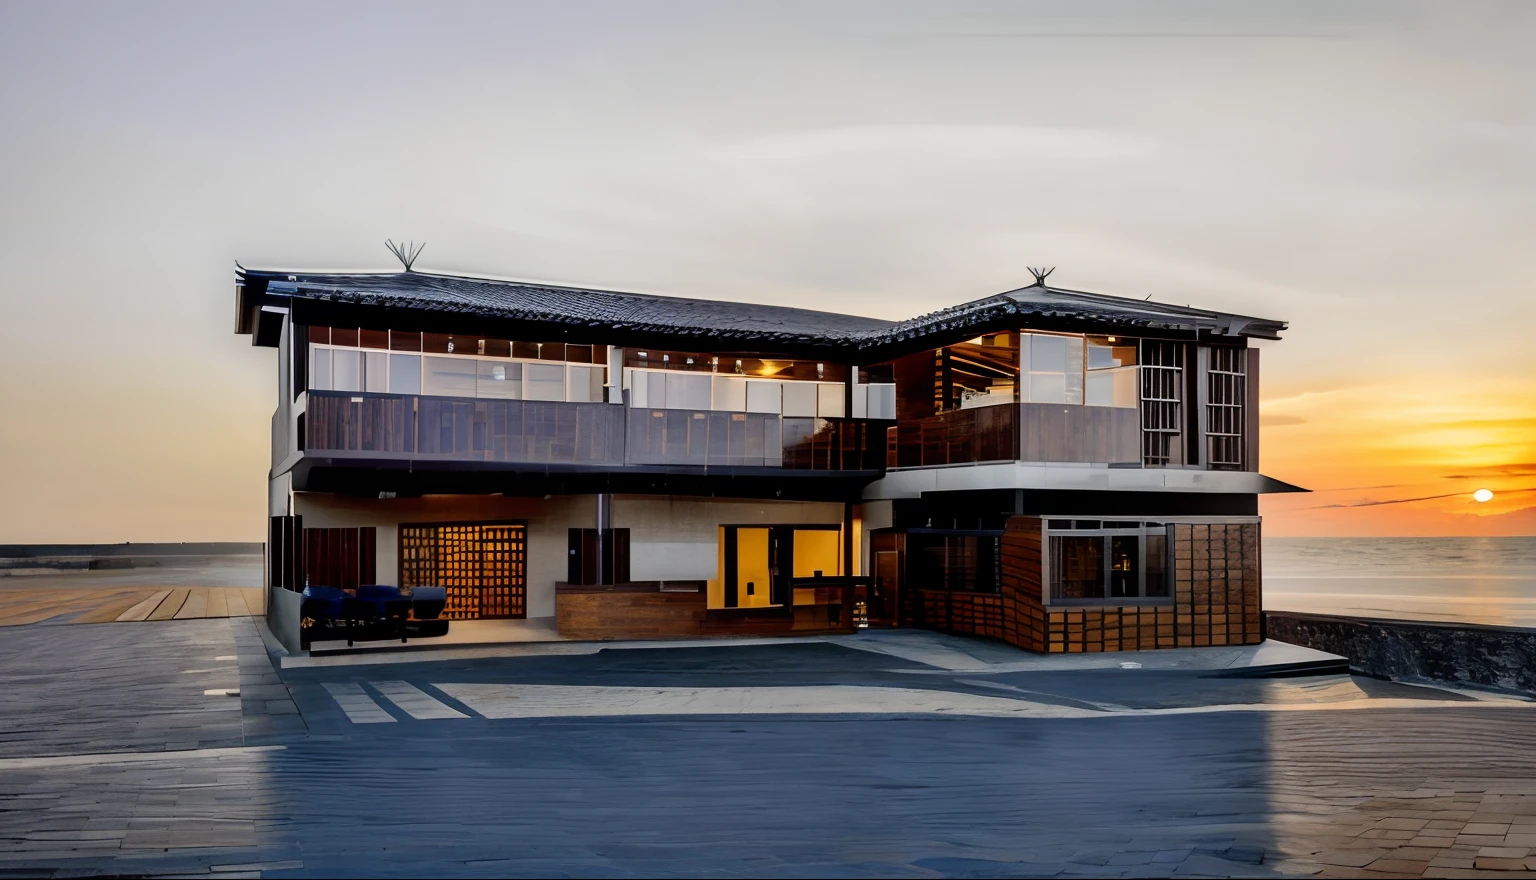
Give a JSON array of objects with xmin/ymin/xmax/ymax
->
[
  {"xmin": 1027, "ymin": 266, "xmax": 1055, "ymax": 286},
  {"xmin": 386, "ymin": 239, "xmax": 426, "ymax": 272}
]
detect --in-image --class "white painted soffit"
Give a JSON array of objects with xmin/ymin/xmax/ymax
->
[{"xmin": 861, "ymin": 464, "xmax": 1309, "ymax": 501}]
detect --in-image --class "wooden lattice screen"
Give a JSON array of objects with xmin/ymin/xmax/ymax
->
[{"xmin": 398, "ymin": 522, "xmax": 527, "ymax": 619}]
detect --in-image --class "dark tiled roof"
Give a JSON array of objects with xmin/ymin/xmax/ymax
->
[
  {"xmin": 237, "ymin": 268, "xmax": 1286, "ymax": 353},
  {"xmin": 877, "ymin": 284, "xmax": 1286, "ymax": 345},
  {"xmin": 246, "ymin": 269, "xmax": 891, "ymax": 346}
]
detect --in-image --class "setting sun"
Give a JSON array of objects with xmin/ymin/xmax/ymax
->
[{"xmin": 1474, "ymin": 489, "xmax": 1495, "ymax": 503}]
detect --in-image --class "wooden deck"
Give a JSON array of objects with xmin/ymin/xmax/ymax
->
[{"xmin": 0, "ymin": 587, "xmax": 265, "ymax": 626}]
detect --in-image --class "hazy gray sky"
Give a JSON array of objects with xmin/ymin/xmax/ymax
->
[{"xmin": 1, "ymin": 0, "xmax": 1532, "ymax": 540}]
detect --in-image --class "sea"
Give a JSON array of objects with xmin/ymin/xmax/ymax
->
[{"xmin": 1264, "ymin": 536, "xmax": 1536, "ymax": 628}]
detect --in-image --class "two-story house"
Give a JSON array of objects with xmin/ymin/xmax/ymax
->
[{"xmin": 235, "ymin": 265, "xmax": 1303, "ymax": 654}]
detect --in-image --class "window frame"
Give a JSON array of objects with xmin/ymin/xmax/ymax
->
[
  {"xmin": 1042, "ymin": 519, "xmax": 1173, "ymax": 606},
  {"xmin": 306, "ymin": 340, "xmax": 606, "ymax": 403}
]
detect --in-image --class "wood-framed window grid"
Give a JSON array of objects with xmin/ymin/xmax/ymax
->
[
  {"xmin": 1139, "ymin": 341, "xmax": 1183, "ymax": 466},
  {"xmin": 1206, "ymin": 347, "xmax": 1246, "ymax": 470}
]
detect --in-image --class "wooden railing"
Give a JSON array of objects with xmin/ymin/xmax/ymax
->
[
  {"xmin": 305, "ymin": 391, "xmax": 624, "ymax": 465},
  {"xmin": 305, "ymin": 391, "xmax": 885, "ymax": 472},
  {"xmin": 888, "ymin": 404, "xmax": 1019, "ymax": 468}
]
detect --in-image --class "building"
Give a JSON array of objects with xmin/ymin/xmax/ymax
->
[{"xmin": 235, "ymin": 264, "xmax": 1303, "ymax": 654}]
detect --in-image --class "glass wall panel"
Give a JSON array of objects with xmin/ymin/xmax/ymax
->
[
  {"xmin": 364, "ymin": 352, "xmax": 388, "ymax": 392},
  {"xmin": 816, "ymin": 383, "xmax": 846, "ymax": 418},
  {"xmin": 524, "ymin": 362, "xmax": 566, "ymax": 401},
  {"xmin": 567, "ymin": 365, "xmax": 603, "ymax": 403},
  {"xmin": 422, "ymin": 356, "xmax": 476, "ymax": 397},
  {"xmin": 1029, "ymin": 372, "xmax": 1066, "ymax": 403},
  {"xmin": 1050, "ymin": 535, "xmax": 1104, "ymax": 600},
  {"xmin": 388, "ymin": 354, "xmax": 421, "ymax": 395},
  {"xmin": 1022, "ymin": 333, "xmax": 1085, "ymax": 404},
  {"xmin": 332, "ymin": 350, "xmax": 362, "ymax": 392},
  {"xmin": 664, "ymin": 373, "xmax": 711, "ymax": 410},
  {"xmin": 646, "ymin": 371, "xmax": 666, "ymax": 408},
  {"xmin": 309, "ymin": 347, "xmax": 332, "ymax": 391},
  {"xmin": 389, "ymin": 330, "xmax": 422, "ymax": 352},
  {"xmin": 781, "ymin": 382, "xmax": 817, "ymax": 417},
  {"xmin": 476, "ymin": 360, "xmax": 522, "ymax": 399},
  {"xmin": 745, "ymin": 381, "xmax": 782, "ymax": 414},
  {"xmin": 867, "ymin": 383, "xmax": 896, "ymax": 419},
  {"xmin": 712, "ymin": 376, "xmax": 747, "ymax": 412}
]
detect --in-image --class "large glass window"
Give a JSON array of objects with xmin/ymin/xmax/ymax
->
[
  {"xmin": 1085, "ymin": 337, "xmax": 1138, "ymax": 408},
  {"xmin": 1022, "ymin": 333, "xmax": 1084, "ymax": 404},
  {"xmin": 1047, "ymin": 521, "xmax": 1171, "ymax": 603}
]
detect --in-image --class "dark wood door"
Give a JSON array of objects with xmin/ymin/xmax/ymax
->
[{"xmin": 870, "ymin": 550, "xmax": 901, "ymax": 627}]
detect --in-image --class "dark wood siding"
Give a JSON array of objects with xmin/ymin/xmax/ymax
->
[
  {"xmin": 1018, "ymin": 403, "xmax": 1140, "ymax": 464},
  {"xmin": 908, "ymin": 517, "xmax": 1262, "ymax": 653}
]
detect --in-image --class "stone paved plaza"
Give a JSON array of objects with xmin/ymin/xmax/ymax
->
[{"xmin": 3, "ymin": 615, "xmax": 1536, "ymax": 877}]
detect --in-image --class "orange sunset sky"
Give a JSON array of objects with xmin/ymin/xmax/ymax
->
[{"xmin": 0, "ymin": 2, "xmax": 1532, "ymax": 542}]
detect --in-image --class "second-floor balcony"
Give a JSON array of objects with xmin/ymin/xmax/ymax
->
[{"xmin": 301, "ymin": 390, "xmax": 886, "ymax": 473}]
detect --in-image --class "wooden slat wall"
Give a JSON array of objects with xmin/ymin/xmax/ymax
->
[
  {"xmin": 1018, "ymin": 403, "xmax": 1140, "ymax": 464},
  {"xmin": 909, "ymin": 516, "xmax": 1263, "ymax": 654},
  {"xmin": 302, "ymin": 527, "xmax": 377, "ymax": 590},
  {"xmin": 555, "ymin": 585, "xmax": 855, "ymax": 641}
]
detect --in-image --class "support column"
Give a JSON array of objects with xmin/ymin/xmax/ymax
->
[{"xmin": 596, "ymin": 492, "xmax": 613, "ymax": 584}]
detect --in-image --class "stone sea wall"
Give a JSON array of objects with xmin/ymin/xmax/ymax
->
[{"xmin": 1265, "ymin": 611, "xmax": 1536, "ymax": 695}]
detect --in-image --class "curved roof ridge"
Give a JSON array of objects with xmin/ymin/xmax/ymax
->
[{"xmin": 237, "ymin": 267, "xmax": 1286, "ymax": 350}]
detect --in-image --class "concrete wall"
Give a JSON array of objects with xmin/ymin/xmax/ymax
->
[
  {"xmin": 858, "ymin": 500, "xmax": 893, "ymax": 580},
  {"xmin": 1265, "ymin": 611, "xmax": 1536, "ymax": 695},
  {"xmin": 267, "ymin": 583, "xmax": 304, "ymax": 654},
  {"xmin": 613, "ymin": 496, "xmax": 844, "ymax": 582},
  {"xmin": 292, "ymin": 493, "xmax": 596, "ymax": 619}
]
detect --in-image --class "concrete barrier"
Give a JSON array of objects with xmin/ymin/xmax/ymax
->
[{"xmin": 1265, "ymin": 610, "xmax": 1536, "ymax": 695}]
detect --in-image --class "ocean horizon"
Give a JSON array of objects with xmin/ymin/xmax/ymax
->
[{"xmin": 1264, "ymin": 535, "xmax": 1536, "ymax": 627}]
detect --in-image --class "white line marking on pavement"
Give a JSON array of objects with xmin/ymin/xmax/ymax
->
[
  {"xmin": 432, "ymin": 683, "xmax": 1536, "ymax": 721},
  {"xmin": 372, "ymin": 681, "xmax": 470, "ymax": 719},
  {"xmin": 436, "ymin": 683, "xmax": 1082, "ymax": 719},
  {"xmin": 321, "ymin": 681, "xmax": 396, "ymax": 723}
]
